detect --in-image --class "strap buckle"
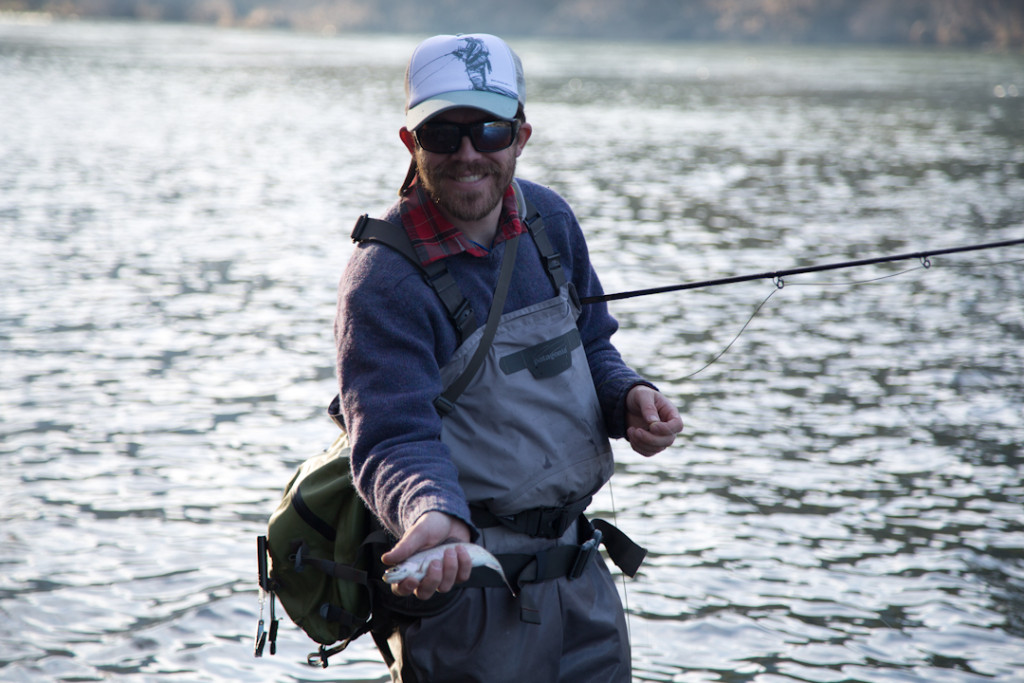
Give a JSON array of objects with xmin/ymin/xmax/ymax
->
[
  {"xmin": 350, "ymin": 214, "xmax": 370, "ymax": 242},
  {"xmin": 451, "ymin": 299, "xmax": 474, "ymax": 333},
  {"xmin": 432, "ymin": 394, "xmax": 455, "ymax": 416},
  {"xmin": 569, "ymin": 527, "xmax": 602, "ymax": 579},
  {"xmin": 542, "ymin": 252, "xmax": 563, "ymax": 278}
]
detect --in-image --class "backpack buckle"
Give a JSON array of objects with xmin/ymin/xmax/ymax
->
[{"xmin": 350, "ymin": 214, "xmax": 370, "ymax": 242}]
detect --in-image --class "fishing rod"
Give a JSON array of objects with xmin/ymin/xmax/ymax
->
[{"xmin": 581, "ymin": 237, "xmax": 1024, "ymax": 305}]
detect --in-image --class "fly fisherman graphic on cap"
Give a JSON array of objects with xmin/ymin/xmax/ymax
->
[
  {"xmin": 413, "ymin": 36, "xmax": 519, "ymax": 101},
  {"xmin": 453, "ymin": 36, "xmax": 491, "ymax": 90}
]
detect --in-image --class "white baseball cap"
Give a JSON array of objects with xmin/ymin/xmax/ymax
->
[{"xmin": 405, "ymin": 33, "xmax": 526, "ymax": 131}]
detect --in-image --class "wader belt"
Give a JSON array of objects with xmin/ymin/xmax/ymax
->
[
  {"xmin": 470, "ymin": 498, "xmax": 592, "ymax": 539},
  {"xmin": 465, "ymin": 518, "xmax": 646, "ymax": 586},
  {"xmin": 461, "ymin": 516, "xmax": 648, "ymax": 623}
]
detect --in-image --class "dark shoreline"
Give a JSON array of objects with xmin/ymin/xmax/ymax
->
[{"xmin": 2, "ymin": 0, "xmax": 1022, "ymax": 50}]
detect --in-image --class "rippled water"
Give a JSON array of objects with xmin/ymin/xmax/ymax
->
[{"xmin": 2, "ymin": 18, "xmax": 1023, "ymax": 683}]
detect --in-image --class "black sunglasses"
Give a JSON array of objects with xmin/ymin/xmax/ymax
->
[{"xmin": 414, "ymin": 120, "xmax": 520, "ymax": 154}]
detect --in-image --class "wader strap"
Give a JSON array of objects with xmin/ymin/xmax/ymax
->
[
  {"xmin": 592, "ymin": 518, "xmax": 647, "ymax": 578},
  {"xmin": 433, "ymin": 233, "xmax": 520, "ymax": 416},
  {"xmin": 351, "ymin": 214, "xmax": 478, "ymax": 344},
  {"xmin": 460, "ymin": 517, "xmax": 644, "ymax": 624},
  {"xmin": 470, "ymin": 497, "xmax": 592, "ymax": 539},
  {"xmin": 370, "ymin": 629, "xmax": 396, "ymax": 668},
  {"xmin": 348, "ymin": 190, "xmax": 567, "ymax": 419},
  {"xmin": 462, "ymin": 543, "xmax": 579, "ymax": 623},
  {"xmin": 514, "ymin": 181, "xmax": 566, "ymax": 294},
  {"xmin": 464, "ymin": 517, "xmax": 647, "ymax": 589}
]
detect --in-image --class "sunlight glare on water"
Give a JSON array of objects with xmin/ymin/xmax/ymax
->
[{"xmin": 1, "ymin": 19, "xmax": 1022, "ymax": 683}]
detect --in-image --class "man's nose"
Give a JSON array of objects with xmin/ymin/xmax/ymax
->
[{"xmin": 450, "ymin": 133, "xmax": 485, "ymax": 160}]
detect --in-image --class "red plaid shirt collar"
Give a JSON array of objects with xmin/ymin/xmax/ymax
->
[{"xmin": 399, "ymin": 177, "xmax": 526, "ymax": 267}]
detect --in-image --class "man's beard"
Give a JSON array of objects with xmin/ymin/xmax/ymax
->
[{"xmin": 415, "ymin": 151, "xmax": 516, "ymax": 223}]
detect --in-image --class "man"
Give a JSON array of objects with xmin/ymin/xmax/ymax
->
[{"xmin": 335, "ymin": 33, "xmax": 682, "ymax": 682}]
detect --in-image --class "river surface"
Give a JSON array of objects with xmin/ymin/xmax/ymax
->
[{"xmin": 1, "ymin": 17, "xmax": 1023, "ymax": 683}]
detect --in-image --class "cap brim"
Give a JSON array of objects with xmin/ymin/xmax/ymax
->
[{"xmin": 406, "ymin": 90, "xmax": 519, "ymax": 131}]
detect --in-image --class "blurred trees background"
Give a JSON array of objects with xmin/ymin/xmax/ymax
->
[{"xmin": 2, "ymin": 0, "xmax": 1022, "ymax": 48}]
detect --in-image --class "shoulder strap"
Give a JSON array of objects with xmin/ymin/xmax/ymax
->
[
  {"xmin": 348, "ymin": 192, "xmax": 562, "ymax": 416},
  {"xmin": 512, "ymin": 180, "xmax": 566, "ymax": 293},
  {"xmin": 351, "ymin": 215, "xmax": 478, "ymax": 344},
  {"xmin": 432, "ymin": 232, "xmax": 520, "ymax": 415}
]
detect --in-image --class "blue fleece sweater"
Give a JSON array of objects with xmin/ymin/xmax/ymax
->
[{"xmin": 334, "ymin": 179, "xmax": 646, "ymax": 537}]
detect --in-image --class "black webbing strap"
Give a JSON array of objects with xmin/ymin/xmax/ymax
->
[
  {"xmin": 514, "ymin": 181, "xmax": 565, "ymax": 294},
  {"xmin": 351, "ymin": 214, "xmax": 478, "ymax": 344},
  {"xmin": 291, "ymin": 542, "xmax": 368, "ymax": 584},
  {"xmin": 464, "ymin": 517, "xmax": 646, "ymax": 588},
  {"xmin": 433, "ymin": 232, "xmax": 521, "ymax": 416},
  {"xmin": 470, "ymin": 497, "xmax": 592, "ymax": 539},
  {"xmin": 347, "ymin": 192, "xmax": 566, "ymax": 417},
  {"xmin": 318, "ymin": 603, "xmax": 364, "ymax": 628},
  {"xmin": 461, "ymin": 516, "xmax": 647, "ymax": 622},
  {"xmin": 291, "ymin": 528, "xmax": 393, "ymax": 597},
  {"xmin": 291, "ymin": 488, "xmax": 337, "ymax": 542},
  {"xmin": 327, "ymin": 394, "xmax": 344, "ymax": 430},
  {"xmin": 422, "ymin": 261, "xmax": 477, "ymax": 344},
  {"xmin": 592, "ymin": 518, "xmax": 647, "ymax": 578}
]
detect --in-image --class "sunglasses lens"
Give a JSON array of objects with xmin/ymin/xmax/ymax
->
[
  {"xmin": 471, "ymin": 121, "xmax": 516, "ymax": 152},
  {"xmin": 416, "ymin": 121, "xmax": 517, "ymax": 154},
  {"xmin": 416, "ymin": 125, "xmax": 461, "ymax": 153}
]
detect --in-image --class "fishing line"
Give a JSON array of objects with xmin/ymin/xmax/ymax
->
[
  {"xmin": 665, "ymin": 254, "xmax": 1020, "ymax": 381},
  {"xmin": 605, "ymin": 480, "xmax": 635, "ymax": 641},
  {"xmin": 930, "ymin": 256, "xmax": 1024, "ymax": 269},
  {"xmin": 409, "ymin": 52, "xmax": 458, "ymax": 83},
  {"xmin": 788, "ymin": 265, "xmax": 926, "ymax": 287},
  {"xmin": 603, "ymin": 243, "xmax": 1021, "ymax": 653},
  {"xmin": 676, "ymin": 288, "xmax": 779, "ymax": 382}
]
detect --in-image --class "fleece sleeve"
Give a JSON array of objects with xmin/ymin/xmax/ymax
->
[{"xmin": 334, "ymin": 244, "xmax": 475, "ymax": 539}]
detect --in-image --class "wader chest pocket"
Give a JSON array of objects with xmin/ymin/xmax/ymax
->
[{"xmin": 499, "ymin": 329, "xmax": 581, "ymax": 379}]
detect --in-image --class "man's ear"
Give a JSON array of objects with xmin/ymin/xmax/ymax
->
[
  {"xmin": 400, "ymin": 127, "xmax": 416, "ymax": 154},
  {"xmin": 515, "ymin": 122, "xmax": 532, "ymax": 157}
]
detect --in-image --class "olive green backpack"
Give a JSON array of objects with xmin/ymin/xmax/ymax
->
[{"xmin": 255, "ymin": 430, "xmax": 393, "ymax": 667}]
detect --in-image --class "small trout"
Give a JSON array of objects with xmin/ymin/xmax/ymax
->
[{"xmin": 383, "ymin": 542, "xmax": 515, "ymax": 595}]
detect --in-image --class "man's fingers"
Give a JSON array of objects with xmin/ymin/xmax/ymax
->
[
  {"xmin": 628, "ymin": 424, "xmax": 679, "ymax": 457},
  {"xmin": 389, "ymin": 546, "xmax": 473, "ymax": 599},
  {"xmin": 436, "ymin": 547, "xmax": 460, "ymax": 593},
  {"xmin": 455, "ymin": 544, "xmax": 474, "ymax": 582},
  {"xmin": 414, "ymin": 559, "xmax": 443, "ymax": 599}
]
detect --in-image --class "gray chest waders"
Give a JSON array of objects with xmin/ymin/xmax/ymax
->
[{"xmin": 347, "ymin": 182, "xmax": 646, "ymax": 624}]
